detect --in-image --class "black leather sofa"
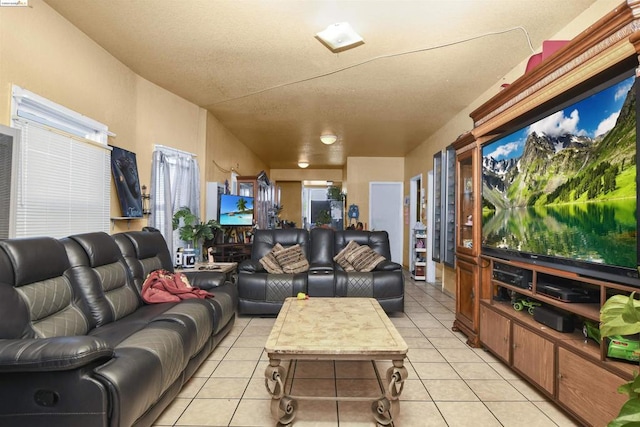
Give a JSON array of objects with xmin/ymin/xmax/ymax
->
[
  {"xmin": 0, "ymin": 231, "xmax": 237, "ymax": 427},
  {"xmin": 237, "ymin": 228, "xmax": 404, "ymax": 315}
]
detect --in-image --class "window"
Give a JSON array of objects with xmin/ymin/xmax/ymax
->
[
  {"xmin": 149, "ymin": 145, "xmax": 200, "ymax": 256},
  {"xmin": 0, "ymin": 125, "xmax": 19, "ymax": 238},
  {"xmin": 11, "ymin": 86, "xmax": 112, "ymax": 238}
]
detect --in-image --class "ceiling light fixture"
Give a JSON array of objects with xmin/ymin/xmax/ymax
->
[
  {"xmin": 315, "ymin": 22, "xmax": 364, "ymax": 53},
  {"xmin": 320, "ymin": 134, "xmax": 337, "ymax": 145},
  {"xmin": 298, "ymin": 161, "xmax": 309, "ymax": 168}
]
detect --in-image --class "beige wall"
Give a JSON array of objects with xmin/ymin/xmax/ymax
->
[
  {"xmin": 346, "ymin": 157, "xmax": 404, "ymax": 231},
  {"xmin": 134, "ymin": 76, "xmax": 208, "ymax": 232},
  {"xmin": 205, "ymin": 111, "xmax": 267, "ymax": 184},
  {"xmin": 278, "ymin": 181, "xmax": 303, "ymax": 226},
  {"xmin": 0, "ymin": 0, "xmax": 263, "ymax": 234}
]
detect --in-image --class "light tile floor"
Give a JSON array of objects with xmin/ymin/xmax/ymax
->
[{"xmin": 153, "ymin": 277, "xmax": 580, "ymax": 426}]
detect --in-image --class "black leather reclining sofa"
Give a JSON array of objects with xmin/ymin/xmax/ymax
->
[
  {"xmin": 0, "ymin": 231, "xmax": 237, "ymax": 427},
  {"xmin": 237, "ymin": 228, "xmax": 404, "ymax": 315}
]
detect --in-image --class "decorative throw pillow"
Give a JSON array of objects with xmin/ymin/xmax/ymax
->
[
  {"xmin": 345, "ymin": 244, "xmax": 386, "ymax": 272},
  {"xmin": 281, "ymin": 258, "xmax": 310, "ymax": 274},
  {"xmin": 333, "ymin": 240, "xmax": 359, "ymax": 272},
  {"xmin": 259, "ymin": 243, "xmax": 285, "ymax": 274},
  {"xmin": 273, "ymin": 244, "xmax": 309, "ymax": 274}
]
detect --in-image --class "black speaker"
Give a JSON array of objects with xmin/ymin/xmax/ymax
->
[{"xmin": 533, "ymin": 306, "xmax": 575, "ymax": 332}]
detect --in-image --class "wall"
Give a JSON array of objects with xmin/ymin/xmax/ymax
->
[
  {"xmin": 205, "ymin": 111, "xmax": 267, "ymax": 184},
  {"xmin": 277, "ymin": 181, "xmax": 302, "ymax": 226},
  {"xmin": 134, "ymin": 76, "xmax": 207, "ymax": 229},
  {"xmin": 402, "ymin": 0, "xmax": 622, "ymax": 295},
  {"xmin": 346, "ymin": 157, "xmax": 404, "ymax": 231}
]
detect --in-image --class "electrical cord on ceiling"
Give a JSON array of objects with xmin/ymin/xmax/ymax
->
[{"xmin": 211, "ymin": 26, "xmax": 535, "ymax": 106}]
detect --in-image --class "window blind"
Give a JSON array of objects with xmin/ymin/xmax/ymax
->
[{"xmin": 13, "ymin": 119, "xmax": 111, "ymax": 238}]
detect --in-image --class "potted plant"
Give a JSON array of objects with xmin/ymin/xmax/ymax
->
[
  {"xmin": 172, "ymin": 206, "xmax": 221, "ymax": 255},
  {"xmin": 327, "ymin": 185, "xmax": 345, "ymax": 201},
  {"xmin": 315, "ymin": 209, "xmax": 332, "ymax": 228},
  {"xmin": 600, "ymin": 292, "xmax": 640, "ymax": 426}
]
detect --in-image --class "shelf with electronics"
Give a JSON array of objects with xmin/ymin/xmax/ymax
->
[
  {"xmin": 411, "ymin": 226, "xmax": 427, "ymax": 281},
  {"xmin": 461, "ymin": 3, "xmax": 640, "ymax": 425}
]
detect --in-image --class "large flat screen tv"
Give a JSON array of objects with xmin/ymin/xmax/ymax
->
[
  {"xmin": 481, "ymin": 70, "xmax": 638, "ymax": 286},
  {"xmin": 218, "ymin": 194, "xmax": 254, "ymax": 226}
]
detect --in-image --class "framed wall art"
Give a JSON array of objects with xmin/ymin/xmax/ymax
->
[{"xmin": 110, "ymin": 146, "xmax": 143, "ymax": 218}]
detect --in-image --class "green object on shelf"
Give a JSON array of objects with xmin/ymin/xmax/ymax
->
[
  {"xmin": 597, "ymin": 292, "xmax": 640, "ymax": 426},
  {"xmin": 512, "ymin": 299, "xmax": 540, "ymax": 315},
  {"xmin": 583, "ymin": 320, "xmax": 640, "ymax": 363}
]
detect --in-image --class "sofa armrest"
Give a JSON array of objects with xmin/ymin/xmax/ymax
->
[
  {"xmin": 375, "ymin": 260, "xmax": 403, "ymax": 272},
  {"xmin": 182, "ymin": 271, "xmax": 226, "ymax": 290},
  {"xmin": 239, "ymin": 260, "xmax": 264, "ymax": 273},
  {"xmin": 0, "ymin": 336, "xmax": 113, "ymax": 373}
]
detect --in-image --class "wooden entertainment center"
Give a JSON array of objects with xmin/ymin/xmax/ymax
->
[{"xmin": 453, "ymin": 2, "xmax": 640, "ymax": 425}]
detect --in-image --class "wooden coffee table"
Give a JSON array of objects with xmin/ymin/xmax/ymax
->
[{"xmin": 264, "ymin": 297, "xmax": 408, "ymax": 426}]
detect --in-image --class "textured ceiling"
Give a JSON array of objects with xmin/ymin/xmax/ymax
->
[{"xmin": 44, "ymin": 0, "xmax": 597, "ymax": 169}]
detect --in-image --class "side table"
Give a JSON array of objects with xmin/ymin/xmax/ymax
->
[{"xmin": 178, "ymin": 262, "xmax": 238, "ymax": 284}]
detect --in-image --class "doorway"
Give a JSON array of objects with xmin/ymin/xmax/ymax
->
[{"xmin": 369, "ymin": 182, "xmax": 403, "ymax": 264}]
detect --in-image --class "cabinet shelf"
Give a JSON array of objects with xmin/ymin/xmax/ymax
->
[
  {"xmin": 411, "ymin": 229, "xmax": 427, "ymax": 281},
  {"xmin": 482, "ymin": 253, "xmax": 640, "ymax": 387},
  {"xmin": 490, "ymin": 280, "xmax": 601, "ymax": 322},
  {"xmin": 487, "ymin": 300, "xmax": 590, "ymax": 343}
]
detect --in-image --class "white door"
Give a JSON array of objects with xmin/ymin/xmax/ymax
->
[{"xmin": 369, "ymin": 182, "xmax": 403, "ymax": 264}]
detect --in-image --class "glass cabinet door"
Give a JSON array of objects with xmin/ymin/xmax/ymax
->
[
  {"xmin": 238, "ymin": 181, "xmax": 254, "ymax": 198},
  {"xmin": 443, "ymin": 145, "xmax": 456, "ymax": 267},
  {"xmin": 432, "ymin": 151, "xmax": 442, "ymax": 263},
  {"xmin": 456, "ymin": 149, "xmax": 476, "ymax": 256}
]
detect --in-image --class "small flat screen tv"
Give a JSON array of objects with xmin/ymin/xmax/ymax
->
[
  {"xmin": 481, "ymin": 69, "xmax": 639, "ymax": 286},
  {"xmin": 218, "ymin": 194, "xmax": 254, "ymax": 226}
]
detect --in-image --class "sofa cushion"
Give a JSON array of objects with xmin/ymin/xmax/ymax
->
[
  {"xmin": 273, "ymin": 244, "xmax": 309, "ymax": 273},
  {"xmin": 259, "ymin": 243, "xmax": 284, "ymax": 274},
  {"xmin": 346, "ymin": 244, "xmax": 386, "ymax": 272},
  {"xmin": 333, "ymin": 240, "xmax": 359, "ymax": 272}
]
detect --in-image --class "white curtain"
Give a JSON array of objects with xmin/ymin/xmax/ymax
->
[{"xmin": 149, "ymin": 147, "xmax": 200, "ymax": 257}]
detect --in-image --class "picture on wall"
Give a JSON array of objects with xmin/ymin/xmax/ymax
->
[{"xmin": 110, "ymin": 146, "xmax": 143, "ymax": 218}]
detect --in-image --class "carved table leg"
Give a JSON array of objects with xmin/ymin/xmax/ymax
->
[
  {"xmin": 265, "ymin": 359, "xmax": 296, "ymax": 426},
  {"xmin": 372, "ymin": 359, "xmax": 407, "ymax": 425}
]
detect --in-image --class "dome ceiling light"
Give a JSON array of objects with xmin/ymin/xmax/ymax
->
[
  {"xmin": 298, "ymin": 161, "xmax": 309, "ymax": 168},
  {"xmin": 320, "ymin": 134, "xmax": 337, "ymax": 145}
]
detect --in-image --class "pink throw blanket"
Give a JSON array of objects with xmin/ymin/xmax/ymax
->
[{"xmin": 141, "ymin": 270, "xmax": 213, "ymax": 303}]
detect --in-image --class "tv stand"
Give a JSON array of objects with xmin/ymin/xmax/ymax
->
[{"xmin": 481, "ymin": 256, "xmax": 632, "ymax": 426}]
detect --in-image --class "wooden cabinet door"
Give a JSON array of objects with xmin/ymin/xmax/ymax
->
[
  {"xmin": 479, "ymin": 305, "xmax": 510, "ymax": 362},
  {"xmin": 455, "ymin": 257, "xmax": 477, "ymax": 331},
  {"xmin": 558, "ymin": 347, "xmax": 628, "ymax": 427},
  {"xmin": 512, "ymin": 324, "xmax": 554, "ymax": 395}
]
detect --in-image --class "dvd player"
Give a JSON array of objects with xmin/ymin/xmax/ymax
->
[
  {"xmin": 536, "ymin": 282, "xmax": 599, "ymax": 303},
  {"xmin": 492, "ymin": 262, "xmax": 532, "ymax": 290}
]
